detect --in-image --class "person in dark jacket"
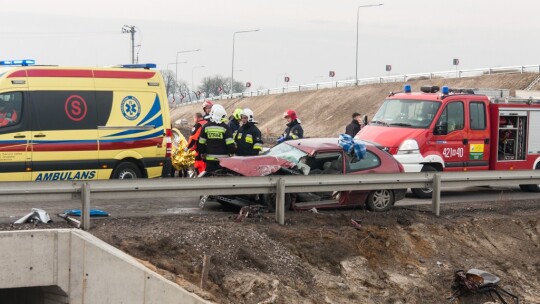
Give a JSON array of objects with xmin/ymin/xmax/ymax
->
[
  {"xmin": 235, "ymin": 108, "xmax": 263, "ymax": 156},
  {"xmin": 197, "ymin": 104, "xmax": 236, "ymax": 172},
  {"xmin": 345, "ymin": 112, "xmax": 362, "ymax": 137},
  {"xmin": 277, "ymin": 109, "xmax": 303, "ymax": 144},
  {"xmin": 228, "ymin": 108, "xmax": 243, "ymax": 136}
]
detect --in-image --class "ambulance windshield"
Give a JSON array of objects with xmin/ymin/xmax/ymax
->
[{"xmin": 371, "ymin": 99, "xmax": 441, "ymax": 128}]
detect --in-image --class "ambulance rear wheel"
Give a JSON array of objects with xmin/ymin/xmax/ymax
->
[
  {"xmin": 112, "ymin": 162, "xmax": 142, "ymax": 179},
  {"xmin": 411, "ymin": 165, "xmax": 438, "ymax": 199}
]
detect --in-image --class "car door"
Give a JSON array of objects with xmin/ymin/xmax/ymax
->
[
  {"xmin": 467, "ymin": 100, "xmax": 490, "ymax": 170},
  {"xmin": 0, "ymin": 91, "xmax": 31, "ymax": 181},
  {"xmin": 341, "ymin": 149, "xmax": 382, "ymax": 205}
]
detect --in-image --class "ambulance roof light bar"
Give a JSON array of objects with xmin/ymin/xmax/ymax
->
[
  {"xmin": 119, "ymin": 63, "xmax": 156, "ymax": 69},
  {"xmin": 0, "ymin": 59, "xmax": 36, "ymax": 66}
]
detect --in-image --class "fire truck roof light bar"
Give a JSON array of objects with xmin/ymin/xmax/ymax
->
[{"xmin": 404, "ymin": 84, "xmax": 412, "ymax": 93}]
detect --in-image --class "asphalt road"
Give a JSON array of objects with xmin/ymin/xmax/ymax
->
[{"xmin": 1, "ymin": 185, "xmax": 538, "ymax": 225}]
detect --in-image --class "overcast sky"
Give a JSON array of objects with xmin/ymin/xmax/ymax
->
[{"xmin": 2, "ymin": 0, "xmax": 540, "ymax": 90}]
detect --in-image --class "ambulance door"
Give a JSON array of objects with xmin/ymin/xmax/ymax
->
[
  {"xmin": 29, "ymin": 91, "xmax": 99, "ymax": 181},
  {"xmin": 432, "ymin": 101, "xmax": 467, "ymax": 171},
  {"xmin": 466, "ymin": 101, "xmax": 490, "ymax": 170},
  {"xmin": 0, "ymin": 91, "xmax": 31, "ymax": 181}
]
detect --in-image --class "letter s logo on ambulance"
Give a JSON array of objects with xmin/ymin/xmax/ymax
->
[
  {"xmin": 121, "ymin": 96, "xmax": 141, "ymax": 120},
  {"xmin": 65, "ymin": 95, "xmax": 88, "ymax": 122}
]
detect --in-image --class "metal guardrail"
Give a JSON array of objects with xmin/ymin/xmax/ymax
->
[
  {"xmin": 1, "ymin": 170, "xmax": 539, "ymax": 230},
  {"xmin": 174, "ymin": 64, "xmax": 540, "ymax": 106}
]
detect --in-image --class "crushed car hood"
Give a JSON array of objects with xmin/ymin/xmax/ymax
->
[{"xmin": 220, "ymin": 156, "xmax": 296, "ymax": 176}]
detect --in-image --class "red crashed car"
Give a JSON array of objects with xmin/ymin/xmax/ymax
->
[{"xmin": 210, "ymin": 138, "xmax": 406, "ymax": 212}]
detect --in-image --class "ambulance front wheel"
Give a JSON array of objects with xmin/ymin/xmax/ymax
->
[{"xmin": 112, "ymin": 162, "xmax": 142, "ymax": 179}]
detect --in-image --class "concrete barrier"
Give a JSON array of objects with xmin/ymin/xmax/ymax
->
[{"xmin": 0, "ymin": 229, "xmax": 212, "ymax": 304}]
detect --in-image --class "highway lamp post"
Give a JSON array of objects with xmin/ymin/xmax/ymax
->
[
  {"xmin": 176, "ymin": 49, "xmax": 200, "ymax": 92},
  {"xmin": 168, "ymin": 62, "xmax": 187, "ymax": 105},
  {"xmin": 355, "ymin": 3, "xmax": 383, "ymax": 86},
  {"xmin": 191, "ymin": 65, "xmax": 206, "ymax": 92},
  {"xmin": 231, "ymin": 29, "xmax": 260, "ymax": 98}
]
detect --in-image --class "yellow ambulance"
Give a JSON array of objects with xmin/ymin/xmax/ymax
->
[{"xmin": 0, "ymin": 60, "xmax": 172, "ymax": 181}]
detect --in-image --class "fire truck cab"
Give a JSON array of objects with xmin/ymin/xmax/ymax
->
[{"xmin": 357, "ymin": 84, "xmax": 540, "ymax": 198}]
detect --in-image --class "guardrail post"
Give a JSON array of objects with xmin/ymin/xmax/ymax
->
[
  {"xmin": 275, "ymin": 178, "xmax": 285, "ymax": 225},
  {"xmin": 432, "ymin": 174, "xmax": 441, "ymax": 217},
  {"xmin": 81, "ymin": 182, "xmax": 91, "ymax": 230}
]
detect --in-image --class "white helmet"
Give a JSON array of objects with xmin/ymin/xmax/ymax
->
[
  {"xmin": 241, "ymin": 108, "xmax": 256, "ymax": 123},
  {"xmin": 209, "ymin": 104, "xmax": 227, "ymax": 123}
]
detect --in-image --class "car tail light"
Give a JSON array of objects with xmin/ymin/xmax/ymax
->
[{"xmin": 165, "ymin": 128, "xmax": 172, "ymax": 157}]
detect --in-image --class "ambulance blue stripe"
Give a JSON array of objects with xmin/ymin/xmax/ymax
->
[
  {"xmin": 103, "ymin": 121, "xmax": 163, "ymax": 137},
  {"xmin": 99, "ymin": 130, "xmax": 163, "ymax": 143},
  {"xmin": 137, "ymin": 95, "xmax": 162, "ymax": 127},
  {"xmin": 0, "ymin": 140, "xmax": 29, "ymax": 145}
]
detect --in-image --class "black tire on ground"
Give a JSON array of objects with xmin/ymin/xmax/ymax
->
[
  {"xmin": 519, "ymin": 185, "xmax": 531, "ymax": 192},
  {"xmin": 112, "ymin": 162, "xmax": 142, "ymax": 179},
  {"xmin": 411, "ymin": 165, "xmax": 438, "ymax": 198},
  {"xmin": 365, "ymin": 189, "xmax": 395, "ymax": 212},
  {"xmin": 521, "ymin": 164, "xmax": 540, "ymax": 192},
  {"xmin": 263, "ymin": 193, "xmax": 292, "ymax": 212}
]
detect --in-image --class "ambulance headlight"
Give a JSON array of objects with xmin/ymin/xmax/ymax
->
[{"xmin": 397, "ymin": 139, "xmax": 420, "ymax": 155}]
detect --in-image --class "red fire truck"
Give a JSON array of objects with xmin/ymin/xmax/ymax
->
[{"xmin": 357, "ymin": 84, "xmax": 540, "ymax": 198}]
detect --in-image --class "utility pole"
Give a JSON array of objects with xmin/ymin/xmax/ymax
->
[{"xmin": 122, "ymin": 25, "xmax": 137, "ymax": 64}]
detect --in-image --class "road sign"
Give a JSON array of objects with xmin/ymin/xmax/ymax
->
[
  {"xmin": 246, "ymin": 82, "xmax": 251, "ymax": 88},
  {"xmin": 385, "ymin": 65, "xmax": 392, "ymax": 72},
  {"xmin": 284, "ymin": 76, "xmax": 290, "ymax": 83},
  {"xmin": 453, "ymin": 58, "xmax": 460, "ymax": 66},
  {"xmin": 329, "ymin": 71, "xmax": 335, "ymax": 77}
]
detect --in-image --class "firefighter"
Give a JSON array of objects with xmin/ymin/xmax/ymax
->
[
  {"xmin": 235, "ymin": 108, "xmax": 263, "ymax": 156},
  {"xmin": 197, "ymin": 104, "xmax": 236, "ymax": 172},
  {"xmin": 201, "ymin": 100, "xmax": 213, "ymax": 120},
  {"xmin": 277, "ymin": 109, "xmax": 303, "ymax": 143},
  {"xmin": 187, "ymin": 112, "xmax": 207, "ymax": 174},
  {"xmin": 228, "ymin": 108, "xmax": 243, "ymax": 136}
]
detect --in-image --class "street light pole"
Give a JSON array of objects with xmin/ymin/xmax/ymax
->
[
  {"xmin": 176, "ymin": 49, "xmax": 200, "ymax": 91},
  {"xmin": 191, "ymin": 65, "xmax": 206, "ymax": 91},
  {"xmin": 355, "ymin": 3, "xmax": 383, "ymax": 86},
  {"xmin": 231, "ymin": 29, "xmax": 260, "ymax": 98}
]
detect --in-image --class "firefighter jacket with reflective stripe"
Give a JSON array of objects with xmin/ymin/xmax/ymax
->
[
  {"xmin": 197, "ymin": 122, "xmax": 236, "ymax": 160},
  {"xmin": 282, "ymin": 119, "xmax": 303, "ymax": 141},
  {"xmin": 187, "ymin": 119, "xmax": 207, "ymax": 160},
  {"xmin": 235, "ymin": 122, "xmax": 263, "ymax": 156}
]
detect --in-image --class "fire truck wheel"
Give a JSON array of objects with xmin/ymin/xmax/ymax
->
[
  {"xmin": 411, "ymin": 165, "xmax": 438, "ymax": 198},
  {"xmin": 521, "ymin": 165, "xmax": 540, "ymax": 192},
  {"xmin": 519, "ymin": 185, "xmax": 531, "ymax": 192}
]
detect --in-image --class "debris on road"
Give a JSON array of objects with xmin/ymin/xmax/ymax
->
[
  {"xmin": 57, "ymin": 213, "xmax": 81, "ymax": 228},
  {"xmin": 235, "ymin": 205, "xmax": 267, "ymax": 222},
  {"xmin": 448, "ymin": 269, "xmax": 519, "ymax": 304},
  {"xmin": 64, "ymin": 209, "xmax": 110, "ymax": 217},
  {"xmin": 14, "ymin": 208, "xmax": 52, "ymax": 224},
  {"xmin": 350, "ymin": 218, "xmax": 362, "ymax": 229}
]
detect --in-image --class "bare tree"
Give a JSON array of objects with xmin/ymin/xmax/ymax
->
[
  {"xmin": 198, "ymin": 75, "xmax": 245, "ymax": 97},
  {"xmin": 160, "ymin": 70, "xmax": 177, "ymax": 97}
]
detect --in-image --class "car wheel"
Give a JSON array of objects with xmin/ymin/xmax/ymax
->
[
  {"xmin": 366, "ymin": 189, "xmax": 394, "ymax": 212},
  {"xmin": 411, "ymin": 165, "xmax": 438, "ymax": 198},
  {"xmin": 263, "ymin": 193, "xmax": 292, "ymax": 212},
  {"xmin": 112, "ymin": 162, "xmax": 141, "ymax": 179}
]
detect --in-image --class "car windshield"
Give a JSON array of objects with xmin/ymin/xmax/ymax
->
[
  {"xmin": 264, "ymin": 142, "xmax": 308, "ymax": 165},
  {"xmin": 371, "ymin": 99, "xmax": 441, "ymax": 128}
]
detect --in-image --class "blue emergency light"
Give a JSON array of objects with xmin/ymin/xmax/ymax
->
[
  {"xmin": 441, "ymin": 86, "xmax": 449, "ymax": 95},
  {"xmin": 120, "ymin": 63, "xmax": 156, "ymax": 69},
  {"xmin": 0, "ymin": 59, "xmax": 36, "ymax": 66},
  {"xmin": 404, "ymin": 84, "xmax": 412, "ymax": 93}
]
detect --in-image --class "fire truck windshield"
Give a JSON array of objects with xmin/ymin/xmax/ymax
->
[{"xmin": 372, "ymin": 99, "xmax": 441, "ymax": 128}]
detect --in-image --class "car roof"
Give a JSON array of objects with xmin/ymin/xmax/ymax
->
[{"xmin": 285, "ymin": 137, "xmax": 376, "ymax": 155}]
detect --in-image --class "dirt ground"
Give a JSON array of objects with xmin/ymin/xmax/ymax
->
[{"xmin": 5, "ymin": 199, "xmax": 539, "ymax": 303}]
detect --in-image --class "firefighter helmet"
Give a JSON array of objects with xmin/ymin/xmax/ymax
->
[
  {"xmin": 242, "ymin": 108, "xmax": 256, "ymax": 123},
  {"xmin": 233, "ymin": 108, "xmax": 243, "ymax": 120},
  {"xmin": 209, "ymin": 104, "xmax": 227, "ymax": 123},
  {"xmin": 283, "ymin": 109, "xmax": 297, "ymax": 120},
  {"xmin": 202, "ymin": 100, "xmax": 213, "ymax": 110}
]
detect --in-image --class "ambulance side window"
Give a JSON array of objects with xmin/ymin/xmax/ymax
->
[
  {"xmin": 30, "ymin": 91, "xmax": 97, "ymax": 130},
  {"xmin": 0, "ymin": 92, "xmax": 23, "ymax": 128}
]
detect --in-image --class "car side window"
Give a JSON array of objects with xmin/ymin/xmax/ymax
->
[{"xmin": 346, "ymin": 150, "xmax": 380, "ymax": 172}]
